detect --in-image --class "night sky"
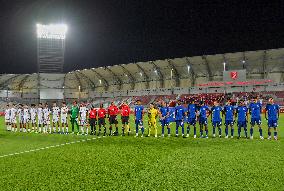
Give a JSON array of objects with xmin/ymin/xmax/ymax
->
[{"xmin": 0, "ymin": 0, "xmax": 284, "ymax": 74}]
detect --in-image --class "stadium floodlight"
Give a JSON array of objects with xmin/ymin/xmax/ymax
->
[
  {"xmin": 223, "ymin": 62, "xmax": 226, "ymax": 71},
  {"xmin": 36, "ymin": 23, "xmax": 67, "ymax": 39},
  {"xmin": 139, "ymin": 72, "xmax": 143, "ymax": 77},
  {"xmin": 99, "ymin": 79, "xmax": 102, "ymax": 84},
  {"xmin": 242, "ymin": 60, "xmax": 246, "ymax": 63},
  {"xmin": 187, "ymin": 65, "xmax": 190, "ymax": 73},
  {"xmin": 154, "ymin": 69, "xmax": 157, "ymax": 75}
]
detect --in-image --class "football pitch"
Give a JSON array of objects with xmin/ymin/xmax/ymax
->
[{"xmin": 0, "ymin": 114, "xmax": 283, "ymax": 191}]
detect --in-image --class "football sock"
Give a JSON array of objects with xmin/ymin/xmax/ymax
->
[
  {"xmin": 268, "ymin": 131, "xmax": 271, "ymax": 136},
  {"xmin": 155, "ymin": 128, "xmax": 157, "ymax": 137},
  {"xmin": 161, "ymin": 126, "xmax": 165, "ymax": 135},
  {"xmin": 231, "ymin": 128, "xmax": 234, "ymax": 136},
  {"xmin": 250, "ymin": 128, "xmax": 253, "ymax": 136},
  {"xmin": 274, "ymin": 132, "xmax": 277, "ymax": 137},
  {"xmin": 167, "ymin": 127, "xmax": 170, "ymax": 135},
  {"xmin": 181, "ymin": 125, "xmax": 184, "ymax": 135},
  {"xmin": 176, "ymin": 126, "xmax": 179, "ymax": 135},
  {"xmin": 148, "ymin": 127, "xmax": 151, "ymax": 136},
  {"xmin": 187, "ymin": 126, "xmax": 190, "ymax": 134},
  {"xmin": 81, "ymin": 127, "xmax": 84, "ymax": 134},
  {"xmin": 122, "ymin": 127, "xmax": 125, "ymax": 134},
  {"xmin": 136, "ymin": 124, "xmax": 138, "ymax": 134},
  {"xmin": 259, "ymin": 128, "xmax": 263, "ymax": 137},
  {"xmin": 193, "ymin": 126, "xmax": 196, "ymax": 136},
  {"xmin": 213, "ymin": 127, "xmax": 216, "ymax": 135},
  {"xmin": 238, "ymin": 127, "xmax": 241, "ymax": 137},
  {"xmin": 218, "ymin": 127, "xmax": 221, "ymax": 136},
  {"xmin": 86, "ymin": 128, "xmax": 88, "ymax": 135},
  {"xmin": 244, "ymin": 128, "xmax": 248, "ymax": 137},
  {"xmin": 205, "ymin": 129, "xmax": 208, "ymax": 136},
  {"xmin": 141, "ymin": 127, "xmax": 144, "ymax": 135},
  {"xmin": 225, "ymin": 126, "xmax": 228, "ymax": 136}
]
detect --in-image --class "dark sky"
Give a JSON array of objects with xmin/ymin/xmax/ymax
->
[{"xmin": 0, "ymin": 0, "xmax": 284, "ymax": 74}]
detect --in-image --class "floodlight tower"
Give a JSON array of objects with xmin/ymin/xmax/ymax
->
[{"xmin": 36, "ymin": 24, "xmax": 67, "ymax": 73}]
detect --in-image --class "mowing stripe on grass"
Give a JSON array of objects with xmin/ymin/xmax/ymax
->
[{"xmin": 0, "ymin": 136, "xmax": 105, "ymax": 159}]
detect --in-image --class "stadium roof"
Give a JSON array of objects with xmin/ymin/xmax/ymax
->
[{"xmin": 1, "ymin": 48, "xmax": 284, "ymax": 91}]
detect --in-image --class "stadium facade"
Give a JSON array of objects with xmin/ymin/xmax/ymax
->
[{"xmin": 0, "ymin": 48, "xmax": 283, "ymax": 101}]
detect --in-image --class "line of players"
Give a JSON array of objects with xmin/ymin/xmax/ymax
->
[{"xmin": 3, "ymin": 97, "xmax": 280, "ymax": 140}]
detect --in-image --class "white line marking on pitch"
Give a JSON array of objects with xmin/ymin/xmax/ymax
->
[{"xmin": 0, "ymin": 137, "xmax": 103, "ymax": 159}]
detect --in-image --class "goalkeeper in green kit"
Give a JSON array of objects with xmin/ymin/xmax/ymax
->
[{"xmin": 70, "ymin": 101, "xmax": 79, "ymax": 134}]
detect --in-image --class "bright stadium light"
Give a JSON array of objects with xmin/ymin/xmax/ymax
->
[
  {"xmin": 187, "ymin": 65, "xmax": 190, "ymax": 73},
  {"xmin": 223, "ymin": 62, "xmax": 226, "ymax": 71},
  {"xmin": 139, "ymin": 72, "xmax": 143, "ymax": 77},
  {"xmin": 36, "ymin": 23, "xmax": 68, "ymax": 39},
  {"xmin": 99, "ymin": 79, "xmax": 102, "ymax": 84},
  {"xmin": 154, "ymin": 69, "xmax": 157, "ymax": 75},
  {"xmin": 242, "ymin": 60, "xmax": 246, "ymax": 63}
]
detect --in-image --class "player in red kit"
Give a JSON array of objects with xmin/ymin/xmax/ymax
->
[
  {"xmin": 120, "ymin": 102, "xmax": 131, "ymax": 136},
  {"xmin": 97, "ymin": 103, "xmax": 107, "ymax": 136},
  {"xmin": 89, "ymin": 105, "xmax": 97, "ymax": 135},
  {"xmin": 108, "ymin": 102, "xmax": 119, "ymax": 136}
]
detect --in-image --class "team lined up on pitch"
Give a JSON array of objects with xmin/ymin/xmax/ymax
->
[{"xmin": 3, "ymin": 97, "xmax": 280, "ymax": 140}]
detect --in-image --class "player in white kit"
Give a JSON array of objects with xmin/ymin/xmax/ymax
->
[
  {"xmin": 23, "ymin": 105, "xmax": 30, "ymax": 132},
  {"xmin": 17, "ymin": 104, "xmax": 24, "ymax": 132},
  {"xmin": 37, "ymin": 103, "xmax": 44, "ymax": 133},
  {"xmin": 52, "ymin": 102, "xmax": 61, "ymax": 133},
  {"xmin": 79, "ymin": 103, "xmax": 88, "ymax": 135},
  {"xmin": 30, "ymin": 104, "xmax": 37, "ymax": 132},
  {"xmin": 60, "ymin": 102, "xmax": 69, "ymax": 134},
  {"xmin": 4, "ymin": 104, "xmax": 11, "ymax": 131},
  {"xmin": 43, "ymin": 103, "xmax": 51, "ymax": 133},
  {"xmin": 10, "ymin": 104, "xmax": 18, "ymax": 132}
]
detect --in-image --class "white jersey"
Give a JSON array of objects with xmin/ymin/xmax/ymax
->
[
  {"xmin": 79, "ymin": 107, "xmax": 88, "ymax": 125},
  {"xmin": 37, "ymin": 107, "xmax": 44, "ymax": 125},
  {"xmin": 10, "ymin": 108, "xmax": 17, "ymax": 124},
  {"xmin": 17, "ymin": 108, "xmax": 24, "ymax": 123},
  {"xmin": 52, "ymin": 106, "xmax": 60, "ymax": 122},
  {"xmin": 43, "ymin": 108, "xmax": 51, "ymax": 124},
  {"xmin": 30, "ymin": 108, "xmax": 37, "ymax": 121},
  {"xmin": 23, "ymin": 108, "xmax": 30, "ymax": 123},
  {"xmin": 4, "ymin": 108, "xmax": 10, "ymax": 120},
  {"xmin": 61, "ymin": 106, "xmax": 68, "ymax": 124}
]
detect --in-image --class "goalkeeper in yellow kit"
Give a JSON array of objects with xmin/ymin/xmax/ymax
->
[{"xmin": 147, "ymin": 103, "xmax": 159, "ymax": 137}]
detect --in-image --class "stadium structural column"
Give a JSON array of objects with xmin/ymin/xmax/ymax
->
[
  {"xmin": 202, "ymin": 56, "xmax": 213, "ymax": 81},
  {"xmin": 76, "ymin": 71, "xmax": 96, "ymax": 90},
  {"xmin": 90, "ymin": 69, "xmax": 109, "ymax": 91},
  {"xmin": 167, "ymin": 59, "xmax": 180, "ymax": 87},
  {"xmin": 150, "ymin": 61, "xmax": 164, "ymax": 88},
  {"xmin": 135, "ymin": 63, "xmax": 150, "ymax": 89},
  {"xmin": 120, "ymin": 65, "xmax": 135, "ymax": 90},
  {"xmin": 185, "ymin": 57, "xmax": 196, "ymax": 87},
  {"xmin": 262, "ymin": 50, "xmax": 268, "ymax": 79},
  {"xmin": 104, "ymin": 67, "xmax": 122, "ymax": 90}
]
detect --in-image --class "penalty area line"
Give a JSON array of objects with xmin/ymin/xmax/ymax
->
[{"xmin": 0, "ymin": 136, "xmax": 106, "ymax": 159}]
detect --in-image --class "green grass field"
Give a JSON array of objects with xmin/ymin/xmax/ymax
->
[{"xmin": 0, "ymin": 114, "xmax": 283, "ymax": 190}]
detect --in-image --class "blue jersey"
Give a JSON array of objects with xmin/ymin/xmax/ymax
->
[
  {"xmin": 265, "ymin": 104, "xmax": 279, "ymax": 120},
  {"xmin": 134, "ymin": 105, "xmax": 144, "ymax": 120},
  {"xmin": 199, "ymin": 105, "xmax": 209, "ymax": 119},
  {"xmin": 211, "ymin": 106, "xmax": 222, "ymax": 121},
  {"xmin": 223, "ymin": 105, "xmax": 234, "ymax": 121},
  {"xmin": 237, "ymin": 106, "xmax": 248, "ymax": 122},
  {"xmin": 160, "ymin": 107, "xmax": 169, "ymax": 118},
  {"xmin": 249, "ymin": 102, "xmax": 262, "ymax": 119},
  {"xmin": 168, "ymin": 107, "xmax": 176, "ymax": 122},
  {"xmin": 188, "ymin": 104, "xmax": 197, "ymax": 119},
  {"xmin": 175, "ymin": 105, "xmax": 186, "ymax": 121}
]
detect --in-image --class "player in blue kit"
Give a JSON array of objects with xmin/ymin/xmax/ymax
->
[
  {"xmin": 211, "ymin": 101, "xmax": 223, "ymax": 138},
  {"xmin": 222, "ymin": 100, "xmax": 235, "ymax": 138},
  {"xmin": 159, "ymin": 101, "xmax": 170, "ymax": 137},
  {"xmin": 198, "ymin": 101, "xmax": 210, "ymax": 138},
  {"xmin": 187, "ymin": 100, "xmax": 198, "ymax": 138},
  {"xmin": 265, "ymin": 98, "xmax": 280, "ymax": 140},
  {"xmin": 249, "ymin": 97, "xmax": 263, "ymax": 140},
  {"xmin": 236, "ymin": 100, "xmax": 248, "ymax": 139},
  {"xmin": 175, "ymin": 100, "xmax": 186, "ymax": 137},
  {"xmin": 134, "ymin": 100, "xmax": 145, "ymax": 137}
]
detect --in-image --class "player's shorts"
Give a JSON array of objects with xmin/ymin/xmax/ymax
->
[
  {"xmin": 10, "ymin": 118, "xmax": 17, "ymax": 124},
  {"xmin": 61, "ymin": 117, "xmax": 68, "ymax": 124},
  {"xmin": 5, "ymin": 118, "xmax": 10, "ymax": 123},
  {"xmin": 237, "ymin": 121, "xmax": 247, "ymax": 128},
  {"xmin": 52, "ymin": 116, "xmax": 59, "ymax": 123},
  {"xmin": 175, "ymin": 120, "xmax": 184, "ymax": 127},
  {"xmin": 44, "ymin": 119, "xmax": 50, "ymax": 125},
  {"xmin": 212, "ymin": 120, "xmax": 222, "ymax": 127},
  {"xmin": 225, "ymin": 120, "xmax": 234, "ymax": 126},
  {"xmin": 23, "ymin": 117, "xmax": 30, "ymax": 124},
  {"xmin": 149, "ymin": 119, "xmax": 157, "ymax": 128},
  {"xmin": 199, "ymin": 117, "xmax": 208, "ymax": 125},
  {"xmin": 18, "ymin": 117, "xmax": 24, "ymax": 124},
  {"xmin": 268, "ymin": 119, "xmax": 278, "ymax": 128},
  {"xmin": 121, "ymin": 116, "xmax": 129, "ymax": 125},
  {"xmin": 80, "ymin": 118, "xmax": 87, "ymax": 126},
  {"xmin": 30, "ymin": 117, "xmax": 36, "ymax": 124},
  {"xmin": 135, "ymin": 119, "xmax": 143, "ymax": 126},
  {"xmin": 38, "ymin": 117, "xmax": 44, "ymax": 125},
  {"xmin": 98, "ymin": 118, "xmax": 105, "ymax": 127},
  {"xmin": 89, "ymin": 118, "xmax": 96, "ymax": 126},
  {"xmin": 109, "ymin": 115, "xmax": 118, "ymax": 125},
  {"xmin": 160, "ymin": 118, "xmax": 169, "ymax": 127},
  {"xmin": 187, "ymin": 118, "xmax": 196, "ymax": 125},
  {"xmin": 251, "ymin": 118, "xmax": 261, "ymax": 126}
]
